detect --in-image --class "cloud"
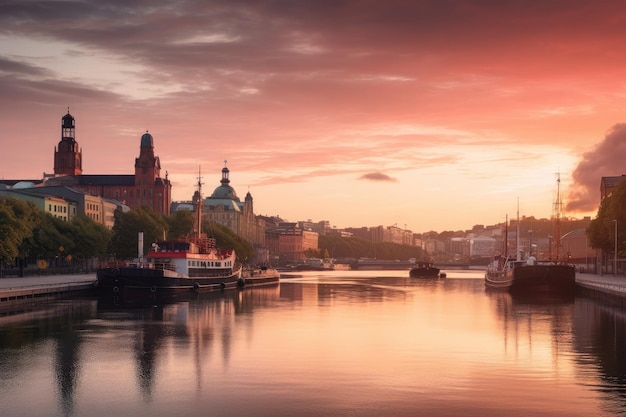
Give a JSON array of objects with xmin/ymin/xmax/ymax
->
[
  {"xmin": 358, "ymin": 172, "xmax": 398, "ymax": 182},
  {"xmin": 566, "ymin": 124, "xmax": 626, "ymax": 212}
]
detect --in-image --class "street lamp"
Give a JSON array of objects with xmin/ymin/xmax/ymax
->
[{"xmin": 614, "ymin": 219, "xmax": 618, "ymax": 276}]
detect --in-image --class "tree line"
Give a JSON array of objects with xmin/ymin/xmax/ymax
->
[{"xmin": 0, "ymin": 197, "xmax": 253, "ymax": 275}]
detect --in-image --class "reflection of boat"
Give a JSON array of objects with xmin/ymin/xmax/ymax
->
[
  {"xmin": 97, "ymin": 172, "xmax": 242, "ymax": 299},
  {"xmin": 409, "ymin": 262, "xmax": 441, "ymax": 278},
  {"xmin": 485, "ymin": 175, "xmax": 576, "ymax": 294}
]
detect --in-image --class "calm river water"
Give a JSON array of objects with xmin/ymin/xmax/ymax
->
[{"xmin": 0, "ymin": 270, "xmax": 625, "ymax": 417}]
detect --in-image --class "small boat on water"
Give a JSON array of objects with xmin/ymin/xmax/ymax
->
[
  {"xmin": 240, "ymin": 265, "xmax": 281, "ymax": 287},
  {"xmin": 485, "ymin": 174, "xmax": 576, "ymax": 294},
  {"xmin": 97, "ymin": 171, "xmax": 248, "ymax": 300},
  {"xmin": 409, "ymin": 262, "xmax": 441, "ymax": 278}
]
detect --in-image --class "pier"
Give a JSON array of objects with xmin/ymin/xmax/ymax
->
[{"xmin": 0, "ymin": 274, "xmax": 96, "ymax": 312}]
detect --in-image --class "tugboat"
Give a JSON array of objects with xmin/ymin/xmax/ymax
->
[
  {"xmin": 97, "ymin": 173, "xmax": 242, "ymax": 300},
  {"xmin": 409, "ymin": 262, "xmax": 441, "ymax": 278}
]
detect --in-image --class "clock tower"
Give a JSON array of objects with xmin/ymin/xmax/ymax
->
[{"xmin": 53, "ymin": 109, "xmax": 82, "ymax": 176}]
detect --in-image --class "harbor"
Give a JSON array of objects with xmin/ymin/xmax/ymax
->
[
  {"xmin": 0, "ymin": 269, "xmax": 625, "ymax": 417},
  {"xmin": 1, "ymin": 270, "xmax": 626, "ymax": 309}
]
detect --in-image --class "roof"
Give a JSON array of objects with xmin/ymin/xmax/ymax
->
[
  {"xmin": 203, "ymin": 198, "xmax": 242, "ymax": 212},
  {"xmin": 77, "ymin": 175, "xmax": 135, "ymax": 186}
]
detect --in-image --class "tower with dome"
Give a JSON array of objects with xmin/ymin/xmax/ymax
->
[{"xmin": 200, "ymin": 162, "xmax": 266, "ymax": 249}]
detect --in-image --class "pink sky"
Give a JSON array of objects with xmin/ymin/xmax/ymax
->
[{"xmin": 1, "ymin": 1, "xmax": 626, "ymax": 232}]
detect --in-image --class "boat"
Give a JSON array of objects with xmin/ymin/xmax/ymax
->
[
  {"xmin": 409, "ymin": 262, "xmax": 441, "ymax": 278},
  {"xmin": 485, "ymin": 175, "xmax": 576, "ymax": 293},
  {"xmin": 240, "ymin": 265, "xmax": 280, "ymax": 287},
  {"xmin": 96, "ymin": 172, "xmax": 243, "ymax": 300}
]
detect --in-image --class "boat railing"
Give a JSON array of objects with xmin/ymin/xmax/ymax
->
[{"xmin": 127, "ymin": 261, "xmax": 177, "ymax": 272}]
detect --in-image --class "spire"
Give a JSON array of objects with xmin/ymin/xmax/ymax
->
[{"xmin": 221, "ymin": 160, "xmax": 230, "ymax": 186}]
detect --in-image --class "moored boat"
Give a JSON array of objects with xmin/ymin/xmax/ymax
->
[
  {"xmin": 485, "ymin": 174, "xmax": 576, "ymax": 293},
  {"xmin": 409, "ymin": 262, "xmax": 441, "ymax": 278},
  {"xmin": 97, "ymin": 234, "xmax": 243, "ymax": 299},
  {"xmin": 97, "ymin": 171, "xmax": 243, "ymax": 300},
  {"xmin": 240, "ymin": 265, "xmax": 280, "ymax": 287}
]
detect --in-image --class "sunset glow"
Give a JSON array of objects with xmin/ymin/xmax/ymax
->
[{"xmin": 2, "ymin": 1, "xmax": 626, "ymax": 231}]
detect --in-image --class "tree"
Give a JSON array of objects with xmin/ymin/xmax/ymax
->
[
  {"xmin": 0, "ymin": 197, "xmax": 39, "ymax": 264},
  {"xmin": 69, "ymin": 215, "xmax": 111, "ymax": 260},
  {"xmin": 588, "ymin": 180, "xmax": 626, "ymax": 256},
  {"xmin": 203, "ymin": 221, "xmax": 255, "ymax": 263},
  {"xmin": 109, "ymin": 206, "xmax": 168, "ymax": 259},
  {"xmin": 167, "ymin": 209, "xmax": 194, "ymax": 239}
]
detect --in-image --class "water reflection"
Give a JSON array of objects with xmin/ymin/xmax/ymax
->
[{"xmin": 0, "ymin": 273, "xmax": 626, "ymax": 416}]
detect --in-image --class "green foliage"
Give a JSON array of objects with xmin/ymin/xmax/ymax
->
[
  {"xmin": 167, "ymin": 210, "xmax": 194, "ymax": 239},
  {"xmin": 0, "ymin": 197, "xmax": 39, "ymax": 263},
  {"xmin": 68, "ymin": 215, "xmax": 111, "ymax": 259},
  {"xmin": 588, "ymin": 180, "xmax": 626, "ymax": 255},
  {"xmin": 22, "ymin": 213, "xmax": 72, "ymax": 258},
  {"xmin": 109, "ymin": 206, "xmax": 168, "ymax": 259},
  {"xmin": 319, "ymin": 234, "xmax": 424, "ymax": 260},
  {"xmin": 203, "ymin": 221, "xmax": 255, "ymax": 263}
]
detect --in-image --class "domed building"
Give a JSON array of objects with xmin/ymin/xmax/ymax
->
[{"xmin": 201, "ymin": 163, "xmax": 265, "ymax": 249}]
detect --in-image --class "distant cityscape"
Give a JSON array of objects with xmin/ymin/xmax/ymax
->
[{"xmin": 1, "ymin": 110, "xmax": 622, "ymax": 270}]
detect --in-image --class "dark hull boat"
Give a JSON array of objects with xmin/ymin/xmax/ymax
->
[
  {"xmin": 484, "ymin": 174, "xmax": 576, "ymax": 294},
  {"xmin": 96, "ymin": 237, "xmax": 243, "ymax": 302},
  {"xmin": 97, "ymin": 170, "xmax": 245, "ymax": 302},
  {"xmin": 409, "ymin": 263, "xmax": 441, "ymax": 278},
  {"xmin": 485, "ymin": 260, "xmax": 576, "ymax": 294}
]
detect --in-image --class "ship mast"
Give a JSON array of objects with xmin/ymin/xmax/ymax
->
[
  {"xmin": 554, "ymin": 173, "xmax": 562, "ymax": 260},
  {"xmin": 516, "ymin": 199, "xmax": 521, "ymax": 261},
  {"xmin": 195, "ymin": 167, "xmax": 203, "ymax": 239}
]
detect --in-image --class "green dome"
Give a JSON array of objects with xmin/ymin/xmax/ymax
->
[{"xmin": 211, "ymin": 185, "xmax": 238, "ymax": 200}]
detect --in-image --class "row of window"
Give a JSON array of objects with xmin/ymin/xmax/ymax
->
[
  {"xmin": 49, "ymin": 204, "xmax": 68, "ymax": 213},
  {"xmin": 188, "ymin": 260, "xmax": 223, "ymax": 268}
]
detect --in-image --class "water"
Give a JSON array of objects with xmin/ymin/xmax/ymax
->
[{"xmin": 0, "ymin": 270, "xmax": 624, "ymax": 416}]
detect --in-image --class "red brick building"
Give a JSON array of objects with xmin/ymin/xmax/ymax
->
[{"xmin": 46, "ymin": 110, "xmax": 172, "ymax": 215}]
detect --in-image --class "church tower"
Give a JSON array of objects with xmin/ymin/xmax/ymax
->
[
  {"xmin": 134, "ymin": 131, "xmax": 161, "ymax": 185},
  {"xmin": 53, "ymin": 109, "xmax": 82, "ymax": 176}
]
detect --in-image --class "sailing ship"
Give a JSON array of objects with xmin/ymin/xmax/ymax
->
[
  {"xmin": 96, "ymin": 171, "xmax": 243, "ymax": 299},
  {"xmin": 484, "ymin": 174, "xmax": 576, "ymax": 293}
]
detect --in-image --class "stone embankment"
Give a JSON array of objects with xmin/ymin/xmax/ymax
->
[{"xmin": 0, "ymin": 274, "xmax": 96, "ymax": 311}]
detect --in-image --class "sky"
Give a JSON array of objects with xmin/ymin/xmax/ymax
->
[{"xmin": 2, "ymin": 0, "xmax": 626, "ymax": 233}]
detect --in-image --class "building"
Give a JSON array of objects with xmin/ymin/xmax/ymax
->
[
  {"xmin": 265, "ymin": 222, "xmax": 318, "ymax": 265},
  {"xmin": 197, "ymin": 163, "xmax": 266, "ymax": 248},
  {"xmin": 600, "ymin": 175, "xmax": 626, "ymax": 199},
  {"xmin": 45, "ymin": 110, "xmax": 172, "ymax": 215},
  {"xmin": 0, "ymin": 188, "xmax": 77, "ymax": 222}
]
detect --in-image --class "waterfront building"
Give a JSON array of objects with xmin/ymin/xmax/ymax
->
[
  {"xmin": 0, "ymin": 189, "xmax": 77, "ymax": 222},
  {"xmin": 600, "ymin": 175, "xmax": 626, "ymax": 199},
  {"xmin": 265, "ymin": 222, "xmax": 318, "ymax": 265},
  {"xmin": 45, "ymin": 111, "xmax": 172, "ymax": 215},
  {"xmin": 197, "ymin": 163, "xmax": 266, "ymax": 248},
  {"xmin": 13, "ymin": 186, "xmax": 124, "ymax": 229}
]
